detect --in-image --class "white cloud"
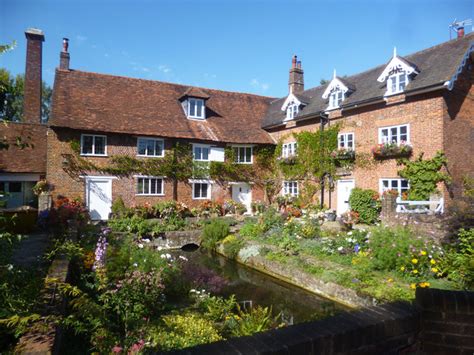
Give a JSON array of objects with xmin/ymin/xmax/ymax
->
[
  {"xmin": 204, "ymin": 73, "xmax": 217, "ymax": 79},
  {"xmin": 158, "ymin": 64, "xmax": 172, "ymax": 74},
  {"xmin": 250, "ymin": 78, "xmax": 270, "ymax": 92},
  {"xmin": 75, "ymin": 35, "xmax": 87, "ymax": 43}
]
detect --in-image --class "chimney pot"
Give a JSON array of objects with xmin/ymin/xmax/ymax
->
[
  {"xmin": 289, "ymin": 55, "xmax": 304, "ymax": 94},
  {"xmin": 457, "ymin": 26, "xmax": 465, "ymax": 39},
  {"xmin": 62, "ymin": 38, "xmax": 69, "ymax": 52},
  {"xmin": 59, "ymin": 38, "xmax": 70, "ymax": 70}
]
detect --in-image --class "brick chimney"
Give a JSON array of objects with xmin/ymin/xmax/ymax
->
[
  {"xmin": 60, "ymin": 38, "xmax": 70, "ymax": 70},
  {"xmin": 288, "ymin": 55, "xmax": 304, "ymax": 94},
  {"xmin": 23, "ymin": 28, "xmax": 44, "ymax": 124}
]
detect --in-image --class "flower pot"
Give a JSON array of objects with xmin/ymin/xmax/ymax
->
[{"xmin": 326, "ymin": 212, "xmax": 337, "ymax": 221}]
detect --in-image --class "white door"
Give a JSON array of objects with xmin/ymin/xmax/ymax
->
[
  {"xmin": 232, "ymin": 183, "xmax": 251, "ymax": 213},
  {"xmin": 337, "ymin": 179, "xmax": 355, "ymax": 215},
  {"xmin": 86, "ymin": 177, "xmax": 113, "ymax": 220}
]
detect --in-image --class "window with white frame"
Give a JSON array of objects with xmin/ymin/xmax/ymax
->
[
  {"xmin": 329, "ymin": 89, "xmax": 344, "ymax": 109},
  {"xmin": 193, "ymin": 182, "xmax": 210, "ymax": 199},
  {"xmin": 137, "ymin": 177, "xmax": 164, "ymax": 195},
  {"xmin": 286, "ymin": 102, "xmax": 299, "ymax": 120},
  {"xmin": 193, "ymin": 145, "xmax": 210, "ymax": 161},
  {"xmin": 387, "ymin": 71, "xmax": 408, "ymax": 95},
  {"xmin": 188, "ymin": 98, "xmax": 205, "ymax": 119},
  {"xmin": 137, "ymin": 138, "xmax": 164, "ymax": 157},
  {"xmin": 81, "ymin": 134, "xmax": 106, "ymax": 156},
  {"xmin": 379, "ymin": 124, "xmax": 409, "ymax": 144},
  {"xmin": 282, "ymin": 142, "xmax": 297, "ymax": 157},
  {"xmin": 338, "ymin": 133, "xmax": 354, "ymax": 150},
  {"xmin": 283, "ymin": 181, "xmax": 298, "ymax": 197},
  {"xmin": 233, "ymin": 146, "xmax": 252, "ymax": 164},
  {"xmin": 380, "ymin": 178, "xmax": 409, "ymax": 196}
]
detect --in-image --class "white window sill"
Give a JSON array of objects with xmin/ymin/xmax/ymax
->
[
  {"xmin": 187, "ymin": 116, "xmax": 205, "ymax": 121},
  {"xmin": 136, "ymin": 194, "xmax": 165, "ymax": 196},
  {"xmin": 192, "ymin": 197, "xmax": 210, "ymax": 200},
  {"xmin": 235, "ymin": 161, "xmax": 253, "ymax": 165},
  {"xmin": 136, "ymin": 154, "xmax": 164, "ymax": 158},
  {"xmin": 384, "ymin": 90, "xmax": 405, "ymax": 97},
  {"xmin": 80, "ymin": 153, "xmax": 107, "ymax": 157}
]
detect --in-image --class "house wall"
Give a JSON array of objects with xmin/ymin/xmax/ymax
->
[
  {"xmin": 443, "ymin": 61, "xmax": 474, "ymax": 201},
  {"xmin": 47, "ymin": 127, "xmax": 265, "ymax": 209},
  {"xmin": 268, "ymin": 91, "xmax": 447, "ymax": 210}
]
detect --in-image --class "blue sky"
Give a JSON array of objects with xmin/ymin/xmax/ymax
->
[{"xmin": 1, "ymin": 0, "xmax": 472, "ymax": 97}]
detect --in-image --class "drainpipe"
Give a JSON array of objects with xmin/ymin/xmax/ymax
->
[{"xmin": 319, "ymin": 112, "xmax": 329, "ymax": 209}]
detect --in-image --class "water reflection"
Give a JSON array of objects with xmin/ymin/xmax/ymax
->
[{"xmin": 173, "ymin": 249, "xmax": 349, "ymax": 324}]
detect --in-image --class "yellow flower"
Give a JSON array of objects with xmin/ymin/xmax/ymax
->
[
  {"xmin": 410, "ymin": 283, "xmax": 417, "ymax": 289},
  {"xmin": 412, "ymin": 258, "xmax": 418, "ymax": 264},
  {"xmin": 387, "ymin": 278, "xmax": 393, "ymax": 283},
  {"xmin": 419, "ymin": 282, "xmax": 430, "ymax": 288},
  {"xmin": 431, "ymin": 267, "xmax": 438, "ymax": 273},
  {"xmin": 400, "ymin": 266, "xmax": 405, "ymax": 271},
  {"xmin": 412, "ymin": 269, "xmax": 419, "ymax": 274},
  {"xmin": 430, "ymin": 259, "xmax": 436, "ymax": 265},
  {"xmin": 420, "ymin": 251, "xmax": 427, "ymax": 256}
]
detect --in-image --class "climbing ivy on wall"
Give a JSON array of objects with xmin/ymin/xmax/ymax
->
[{"xmin": 397, "ymin": 151, "xmax": 451, "ymax": 201}]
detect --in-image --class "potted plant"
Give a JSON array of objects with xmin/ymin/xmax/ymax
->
[
  {"xmin": 325, "ymin": 209, "xmax": 337, "ymax": 221},
  {"xmin": 32, "ymin": 179, "xmax": 49, "ymax": 195},
  {"xmin": 371, "ymin": 141, "xmax": 413, "ymax": 159},
  {"xmin": 331, "ymin": 148, "xmax": 356, "ymax": 161}
]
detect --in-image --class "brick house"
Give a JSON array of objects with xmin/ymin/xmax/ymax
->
[
  {"xmin": 263, "ymin": 33, "xmax": 474, "ymax": 215},
  {"xmin": 0, "ymin": 29, "xmax": 47, "ymax": 208},
  {"xmin": 13, "ymin": 27, "xmax": 472, "ymax": 219}
]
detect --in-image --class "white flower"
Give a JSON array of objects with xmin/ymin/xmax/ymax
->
[
  {"xmin": 138, "ymin": 243, "xmax": 144, "ymax": 249},
  {"xmin": 157, "ymin": 246, "xmax": 163, "ymax": 251},
  {"xmin": 143, "ymin": 238, "xmax": 151, "ymax": 243},
  {"xmin": 166, "ymin": 253, "xmax": 172, "ymax": 259},
  {"xmin": 160, "ymin": 254, "xmax": 166, "ymax": 259},
  {"xmin": 133, "ymin": 263, "xmax": 138, "ymax": 267},
  {"xmin": 7, "ymin": 264, "xmax": 13, "ymax": 271},
  {"xmin": 337, "ymin": 246, "xmax": 343, "ymax": 251},
  {"xmin": 179, "ymin": 255, "xmax": 188, "ymax": 261},
  {"xmin": 347, "ymin": 231, "xmax": 353, "ymax": 236}
]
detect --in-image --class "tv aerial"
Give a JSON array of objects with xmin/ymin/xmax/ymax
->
[{"xmin": 449, "ymin": 18, "xmax": 472, "ymax": 39}]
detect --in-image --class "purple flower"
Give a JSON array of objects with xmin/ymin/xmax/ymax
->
[
  {"xmin": 354, "ymin": 244, "xmax": 360, "ymax": 253},
  {"xmin": 93, "ymin": 235, "xmax": 108, "ymax": 271}
]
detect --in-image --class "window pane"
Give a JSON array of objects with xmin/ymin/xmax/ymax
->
[
  {"xmin": 347, "ymin": 134, "xmax": 353, "ymax": 149},
  {"xmin": 382, "ymin": 180, "xmax": 389, "ymax": 189},
  {"xmin": 339, "ymin": 135, "xmax": 345, "ymax": 148},
  {"xmin": 82, "ymin": 135, "xmax": 93, "ymax": 154},
  {"xmin": 156, "ymin": 141, "xmax": 163, "ymax": 156},
  {"xmin": 245, "ymin": 147, "xmax": 251, "ymax": 162},
  {"xmin": 282, "ymin": 145, "xmax": 287, "ymax": 157},
  {"xmin": 391, "ymin": 77, "xmax": 397, "ymax": 92},
  {"xmin": 138, "ymin": 139, "xmax": 147, "ymax": 155},
  {"xmin": 94, "ymin": 136, "xmax": 105, "ymax": 155},
  {"xmin": 202, "ymin": 148, "xmax": 209, "ymax": 160},
  {"xmin": 390, "ymin": 127, "xmax": 398, "ymax": 142},
  {"xmin": 391, "ymin": 180, "xmax": 398, "ymax": 189},
  {"xmin": 157, "ymin": 179, "xmax": 163, "ymax": 194},
  {"xmin": 400, "ymin": 126, "xmax": 408, "ymax": 141},
  {"xmin": 9, "ymin": 182, "xmax": 22, "ymax": 193},
  {"xmin": 147, "ymin": 140, "xmax": 155, "ymax": 156},
  {"xmin": 137, "ymin": 178, "xmax": 144, "ymax": 194},
  {"xmin": 196, "ymin": 100, "xmax": 203, "ymax": 117},
  {"xmin": 202, "ymin": 183, "xmax": 208, "ymax": 198},
  {"xmin": 381, "ymin": 129, "xmax": 389, "ymax": 143},
  {"xmin": 193, "ymin": 184, "xmax": 200, "ymax": 198},
  {"xmin": 150, "ymin": 179, "xmax": 156, "ymax": 194},
  {"xmin": 144, "ymin": 179, "xmax": 149, "ymax": 194},
  {"xmin": 194, "ymin": 147, "xmax": 201, "ymax": 160}
]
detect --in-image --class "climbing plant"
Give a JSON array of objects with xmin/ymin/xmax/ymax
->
[{"xmin": 397, "ymin": 151, "xmax": 450, "ymax": 201}]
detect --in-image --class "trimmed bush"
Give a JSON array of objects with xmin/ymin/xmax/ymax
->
[
  {"xmin": 201, "ymin": 218, "xmax": 230, "ymax": 250},
  {"xmin": 348, "ymin": 188, "xmax": 381, "ymax": 224}
]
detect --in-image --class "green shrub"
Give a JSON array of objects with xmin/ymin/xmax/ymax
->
[
  {"xmin": 108, "ymin": 215, "xmax": 152, "ymax": 236},
  {"xmin": 239, "ymin": 221, "xmax": 263, "ymax": 240},
  {"xmin": 222, "ymin": 234, "xmax": 244, "ymax": 259},
  {"xmin": 201, "ymin": 218, "xmax": 230, "ymax": 250},
  {"xmin": 224, "ymin": 305, "xmax": 277, "ymax": 337},
  {"xmin": 150, "ymin": 313, "xmax": 222, "ymax": 351},
  {"xmin": 442, "ymin": 228, "xmax": 474, "ymax": 290},
  {"xmin": 111, "ymin": 196, "xmax": 131, "ymax": 218},
  {"xmin": 260, "ymin": 207, "xmax": 284, "ymax": 232},
  {"xmin": 348, "ymin": 188, "xmax": 381, "ymax": 224}
]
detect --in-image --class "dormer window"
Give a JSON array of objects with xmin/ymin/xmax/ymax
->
[
  {"xmin": 377, "ymin": 48, "xmax": 419, "ymax": 97},
  {"xmin": 188, "ymin": 98, "xmax": 205, "ymax": 119},
  {"xmin": 329, "ymin": 89, "xmax": 344, "ymax": 109},
  {"xmin": 388, "ymin": 71, "xmax": 408, "ymax": 95},
  {"xmin": 286, "ymin": 102, "xmax": 299, "ymax": 120}
]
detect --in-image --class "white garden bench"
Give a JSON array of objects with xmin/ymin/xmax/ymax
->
[{"xmin": 396, "ymin": 196, "xmax": 444, "ymax": 214}]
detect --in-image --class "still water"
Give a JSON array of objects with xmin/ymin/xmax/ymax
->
[{"xmin": 175, "ymin": 248, "xmax": 349, "ymax": 325}]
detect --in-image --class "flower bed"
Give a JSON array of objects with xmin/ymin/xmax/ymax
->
[{"xmin": 371, "ymin": 141, "xmax": 412, "ymax": 159}]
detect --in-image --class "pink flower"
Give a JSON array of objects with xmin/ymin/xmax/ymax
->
[{"xmin": 112, "ymin": 345, "xmax": 123, "ymax": 353}]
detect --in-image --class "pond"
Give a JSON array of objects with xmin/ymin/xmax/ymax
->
[{"xmin": 175, "ymin": 248, "xmax": 350, "ymax": 325}]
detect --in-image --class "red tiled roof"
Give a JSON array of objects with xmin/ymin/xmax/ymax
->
[
  {"xmin": 50, "ymin": 70, "xmax": 275, "ymax": 144},
  {"xmin": 0, "ymin": 122, "xmax": 47, "ymax": 174}
]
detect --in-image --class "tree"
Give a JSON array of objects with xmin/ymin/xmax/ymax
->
[{"xmin": 0, "ymin": 69, "xmax": 52, "ymax": 122}]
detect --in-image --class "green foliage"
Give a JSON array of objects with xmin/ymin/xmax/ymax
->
[
  {"xmin": 197, "ymin": 294, "xmax": 237, "ymax": 322},
  {"xmin": 150, "ymin": 313, "xmax": 222, "ymax": 351},
  {"xmin": 225, "ymin": 305, "xmax": 278, "ymax": 337},
  {"xmin": 348, "ymin": 188, "xmax": 381, "ymax": 224},
  {"xmin": 201, "ymin": 218, "xmax": 230, "ymax": 250},
  {"xmin": 442, "ymin": 228, "xmax": 474, "ymax": 290},
  {"xmin": 108, "ymin": 215, "xmax": 151, "ymax": 236},
  {"xmin": 222, "ymin": 234, "xmax": 244, "ymax": 259},
  {"xmin": 110, "ymin": 196, "xmax": 130, "ymax": 218},
  {"xmin": 398, "ymin": 151, "xmax": 450, "ymax": 200}
]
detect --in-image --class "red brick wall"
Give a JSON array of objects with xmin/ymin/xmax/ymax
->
[
  {"xmin": 443, "ymin": 62, "xmax": 474, "ymax": 201},
  {"xmin": 268, "ymin": 92, "xmax": 447, "ymax": 209},
  {"xmin": 47, "ymin": 127, "xmax": 264, "ymax": 208},
  {"xmin": 23, "ymin": 31, "xmax": 44, "ymax": 124}
]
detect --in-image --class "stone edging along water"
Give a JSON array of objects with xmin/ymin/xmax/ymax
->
[{"xmin": 216, "ymin": 242, "xmax": 375, "ymax": 309}]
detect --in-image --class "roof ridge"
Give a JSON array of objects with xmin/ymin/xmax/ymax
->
[{"xmin": 57, "ymin": 68, "xmax": 276, "ymax": 100}]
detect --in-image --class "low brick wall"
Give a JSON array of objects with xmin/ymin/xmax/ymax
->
[
  {"xmin": 416, "ymin": 288, "xmax": 474, "ymax": 354},
  {"xmin": 175, "ymin": 301, "xmax": 420, "ymax": 354}
]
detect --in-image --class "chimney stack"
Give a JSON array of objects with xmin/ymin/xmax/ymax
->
[
  {"xmin": 457, "ymin": 26, "xmax": 465, "ymax": 39},
  {"xmin": 60, "ymin": 38, "xmax": 70, "ymax": 70},
  {"xmin": 288, "ymin": 55, "xmax": 304, "ymax": 94},
  {"xmin": 23, "ymin": 28, "xmax": 44, "ymax": 124}
]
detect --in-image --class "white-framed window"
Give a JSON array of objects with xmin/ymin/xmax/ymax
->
[
  {"xmin": 379, "ymin": 124, "xmax": 410, "ymax": 144},
  {"xmin": 193, "ymin": 144, "xmax": 210, "ymax": 161},
  {"xmin": 282, "ymin": 142, "xmax": 297, "ymax": 158},
  {"xmin": 81, "ymin": 134, "xmax": 107, "ymax": 156},
  {"xmin": 233, "ymin": 146, "xmax": 253, "ymax": 164},
  {"xmin": 192, "ymin": 182, "xmax": 211, "ymax": 199},
  {"xmin": 338, "ymin": 133, "xmax": 354, "ymax": 150},
  {"xmin": 380, "ymin": 178, "xmax": 409, "ymax": 196},
  {"xmin": 286, "ymin": 102, "xmax": 299, "ymax": 120},
  {"xmin": 137, "ymin": 176, "xmax": 164, "ymax": 196},
  {"xmin": 387, "ymin": 72, "xmax": 408, "ymax": 95},
  {"xmin": 329, "ymin": 90, "xmax": 344, "ymax": 109},
  {"xmin": 137, "ymin": 138, "xmax": 164, "ymax": 157},
  {"xmin": 188, "ymin": 98, "xmax": 205, "ymax": 119},
  {"xmin": 283, "ymin": 181, "xmax": 298, "ymax": 197}
]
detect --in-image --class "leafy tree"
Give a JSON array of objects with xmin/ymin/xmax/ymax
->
[{"xmin": 0, "ymin": 69, "xmax": 52, "ymax": 122}]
